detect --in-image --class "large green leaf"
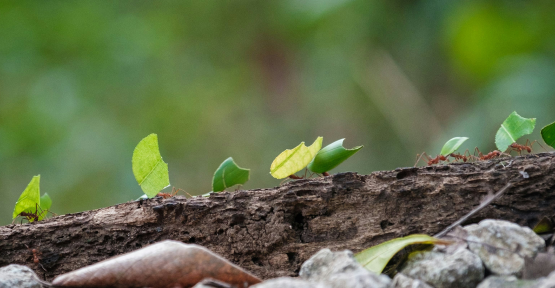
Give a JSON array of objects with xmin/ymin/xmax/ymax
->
[
  {"xmin": 12, "ymin": 175, "xmax": 41, "ymax": 220},
  {"xmin": 355, "ymin": 234, "xmax": 451, "ymax": 274},
  {"xmin": 307, "ymin": 139, "xmax": 363, "ymax": 173},
  {"xmin": 132, "ymin": 134, "xmax": 170, "ymax": 198},
  {"xmin": 38, "ymin": 193, "xmax": 52, "ymax": 220},
  {"xmin": 541, "ymin": 121, "xmax": 555, "ymax": 149},
  {"xmin": 495, "ymin": 112, "xmax": 536, "ymax": 152},
  {"xmin": 440, "ymin": 137, "xmax": 469, "ymax": 156},
  {"xmin": 212, "ymin": 157, "xmax": 250, "ymax": 192},
  {"xmin": 270, "ymin": 137, "xmax": 323, "ymax": 179}
]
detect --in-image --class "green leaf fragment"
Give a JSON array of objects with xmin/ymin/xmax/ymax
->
[
  {"xmin": 541, "ymin": 121, "xmax": 555, "ymax": 149},
  {"xmin": 212, "ymin": 157, "xmax": 250, "ymax": 192},
  {"xmin": 307, "ymin": 138, "xmax": 363, "ymax": 173},
  {"xmin": 132, "ymin": 134, "xmax": 170, "ymax": 198},
  {"xmin": 533, "ymin": 217, "xmax": 553, "ymax": 234},
  {"xmin": 355, "ymin": 234, "xmax": 451, "ymax": 274},
  {"xmin": 270, "ymin": 137, "xmax": 323, "ymax": 179},
  {"xmin": 13, "ymin": 175, "xmax": 41, "ymax": 220},
  {"xmin": 440, "ymin": 137, "xmax": 469, "ymax": 156},
  {"xmin": 495, "ymin": 111, "xmax": 536, "ymax": 152},
  {"xmin": 38, "ymin": 193, "xmax": 52, "ymax": 220}
]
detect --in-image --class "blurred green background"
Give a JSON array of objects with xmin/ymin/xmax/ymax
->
[{"xmin": 2, "ymin": 1, "xmax": 555, "ymax": 226}]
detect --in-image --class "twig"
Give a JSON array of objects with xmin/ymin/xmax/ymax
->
[{"xmin": 434, "ymin": 181, "xmax": 514, "ymax": 238}]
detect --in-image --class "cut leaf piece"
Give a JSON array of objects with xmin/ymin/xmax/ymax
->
[
  {"xmin": 212, "ymin": 157, "xmax": 250, "ymax": 192},
  {"xmin": 307, "ymin": 139, "xmax": 363, "ymax": 173},
  {"xmin": 12, "ymin": 175, "xmax": 41, "ymax": 220},
  {"xmin": 440, "ymin": 137, "xmax": 469, "ymax": 156},
  {"xmin": 355, "ymin": 234, "xmax": 451, "ymax": 274},
  {"xmin": 495, "ymin": 112, "xmax": 536, "ymax": 152},
  {"xmin": 38, "ymin": 193, "xmax": 52, "ymax": 220},
  {"xmin": 132, "ymin": 134, "xmax": 170, "ymax": 198},
  {"xmin": 533, "ymin": 217, "xmax": 553, "ymax": 234},
  {"xmin": 541, "ymin": 121, "xmax": 555, "ymax": 149},
  {"xmin": 270, "ymin": 137, "xmax": 323, "ymax": 179}
]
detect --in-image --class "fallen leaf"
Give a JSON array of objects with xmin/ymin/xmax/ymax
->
[{"xmin": 53, "ymin": 240, "xmax": 261, "ymax": 288}]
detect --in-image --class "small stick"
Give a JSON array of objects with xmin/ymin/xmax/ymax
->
[{"xmin": 434, "ymin": 181, "xmax": 514, "ymax": 238}]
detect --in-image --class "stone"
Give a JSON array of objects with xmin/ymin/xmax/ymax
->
[
  {"xmin": 391, "ymin": 273, "xmax": 433, "ymax": 288},
  {"xmin": 250, "ymin": 277, "xmax": 330, "ymax": 288},
  {"xmin": 465, "ymin": 219, "xmax": 545, "ymax": 276},
  {"xmin": 300, "ymin": 248, "xmax": 391, "ymax": 288},
  {"xmin": 537, "ymin": 270, "xmax": 555, "ymax": 288},
  {"xmin": 0, "ymin": 264, "xmax": 42, "ymax": 288},
  {"xmin": 400, "ymin": 248, "xmax": 484, "ymax": 288},
  {"xmin": 477, "ymin": 275, "xmax": 543, "ymax": 288}
]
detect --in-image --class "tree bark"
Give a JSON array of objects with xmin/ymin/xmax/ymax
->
[{"xmin": 2, "ymin": 153, "xmax": 555, "ymax": 281}]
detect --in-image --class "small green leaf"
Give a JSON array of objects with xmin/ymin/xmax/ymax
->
[
  {"xmin": 38, "ymin": 193, "xmax": 52, "ymax": 220},
  {"xmin": 307, "ymin": 139, "xmax": 363, "ymax": 173},
  {"xmin": 495, "ymin": 112, "xmax": 536, "ymax": 152},
  {"xmin": 270, "ymin": 137, "xmax": 323, "ymax": 179},
  {"xmin": 132, "ymin": 134, "xmax": 170, "ymax": 198},
  {"xmin": 13, "ymin": 175, "xmax": 41, "ymax": 220},
  {"xmin": 355, "ymin": 234, "xmax": 451, "ymax": 274},
  {"xmin": 541, "ymin": 121, "xmax": 555, "ymax": 149},
  {"xmin": 440, "ymin": 137, "xmax": 469, "ymax": 156},
  {"xmin": 212, "ymin": 157, "xmax": 250, "ymax": 192},
  {"xmin": 533, "ymin": 217, "xmax": 553, "ymax": 234}
]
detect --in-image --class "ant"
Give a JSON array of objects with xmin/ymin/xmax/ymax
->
[
  {"xmin": 12, "ymin": 203, "xmax": 49, "ymax": 224},
  {"xmin": 414, "ymin": 152, "xmax": 449, "ymax": 167},
  {"xmin": 449, "ymin": 150, "xmax": 471, "ymax": 163},
  {"xmin": 473, "ymin": 148, "xmax": 508, "ymax": 161},
  {"xmin": 508, "ymin": 140, "xmax": 546, "ymax": 156},
  {"xmin": 25, "ymin": 244, "xmax": 46, "ymax": 271},
  {"xmin": 157, "ymin": 187, "xmax": 192, "ymax": 199}
]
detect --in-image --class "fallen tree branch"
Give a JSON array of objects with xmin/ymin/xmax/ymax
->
[{"xmin": 1, "ymin": 153, "xmax": 555, "ymax": 281}]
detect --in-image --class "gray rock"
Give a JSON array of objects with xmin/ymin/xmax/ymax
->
[
  {"xmin": 537, "ymin": 270, "xmax": 555, "ymax": 288},
  {"xmin": 250, "ymin": 277, "xmax": 330, "ymax": 288},
  {"xmin": 465, "ymin": 219, "xmax": 545, "ymax": 276},
  {"xmin": 391, "ymin": 273, "xmax": 433, "ymax": 288},
  {"xmin": 300, "ymin": 248, "xmax": 391, "ymax": 288},
  {"xmin": 401, "ymin": 248, "xmax": 484, "ymax": 288},
  {"xmin": 477, "ymin": 275, "xmax": 543, "ymax": 288},
  {"xmin": 0, "ymin": 264, "xmax": 41, "ymax": 288}
]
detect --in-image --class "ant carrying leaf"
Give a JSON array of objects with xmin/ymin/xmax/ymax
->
[
  {"xmin": 415, "ymin": 137, "xmax": 469, "ymax": 166},
  {"xmin": 12, "ymin": 175, "xmax": 53, "ymax": 223}
]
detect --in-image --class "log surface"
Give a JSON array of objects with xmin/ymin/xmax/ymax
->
[{"xmin": 2, "ymin": 153, "xmax": 555, "ymax": 281}]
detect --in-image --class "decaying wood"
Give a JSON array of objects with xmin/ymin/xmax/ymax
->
[
  {"xmin": 52, "ymin": 240, "xmax": 261, "ymax": 287},
  {"xmin": 1, "ymin": 153, "xmax": 555, "ymax": 282}
]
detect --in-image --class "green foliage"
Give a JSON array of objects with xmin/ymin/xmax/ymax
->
[
  {"xmin": 307, "ymin": 139, "xmax": 363, "ymax": 173},
  {"xmin": 270, "ymin": 137, "xmax": 323, "ymax": 179},
  {"xmin": 12, "ymin": 175, "xmax": 41, "ymax": 220},
  {"xmin": 541, "ymin": 121, "xmax": 555, "ymax": 149},
  {"xmin": 12, "ymin": 175, "xmax": 52, "ymax": 222},
  {"xmin": 212, "ymin": 157, "xmax": 250, "ymax": 192},
  {"xmin": 132, "ymin": 134, "xmax": 170, "ymax": 198},
  {"xmin": 495, "ymin": 112, "xmax": 536, "ymax": 152},
  {"xmin": 440, "ymin": 137, "xmax": 469, "ymax": 156},
  {"xmin": 355, "ymin": 234, "xmax": 451, "ymax": 274}
]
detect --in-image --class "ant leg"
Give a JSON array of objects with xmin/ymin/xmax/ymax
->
[
  {"xmin": 414, "ymin": 152, "xmax": 431, "ymax": 167},
  {"xmin": 530, "ymin": 140, "xmax": 548, "ymax": 153}
]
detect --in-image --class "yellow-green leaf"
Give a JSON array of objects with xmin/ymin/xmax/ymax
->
[
  {"xmin": 132, "ymin": 134, "xmax": 170, "ymax": 198},
  {"xmin": 212, "ymin": 157, "xmax": 250, "ymax": 192},
  {"xmin": 495, "ymin": 111, "xmax": 536, "ymax": 152},
  {"xmin": 533, "ymin": 217, "xmax": 553, "ymax": 234},
  {"xmin": 307, "ymin": 138, "xmax": 363, "ymax": 173},
  {"xmin": 13, "ymin": 175, "xmax": 41, "ymax": 220},
  {"xmin": 355, "ymin": 234, "xmax": 451, "ymax": 274},
  {"xmin": 270, "ymin": 137, "xmax": 323, "ymax": 179}
]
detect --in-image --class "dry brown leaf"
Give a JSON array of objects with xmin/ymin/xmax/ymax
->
[{"xmin": 52, "ymin": 240, "xmax": 261, "ymax": 288}]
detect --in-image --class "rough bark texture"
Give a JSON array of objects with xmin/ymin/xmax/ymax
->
[{"xmin": 2, "ymin": 153, "xmax": 555, "ymax": 282}]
